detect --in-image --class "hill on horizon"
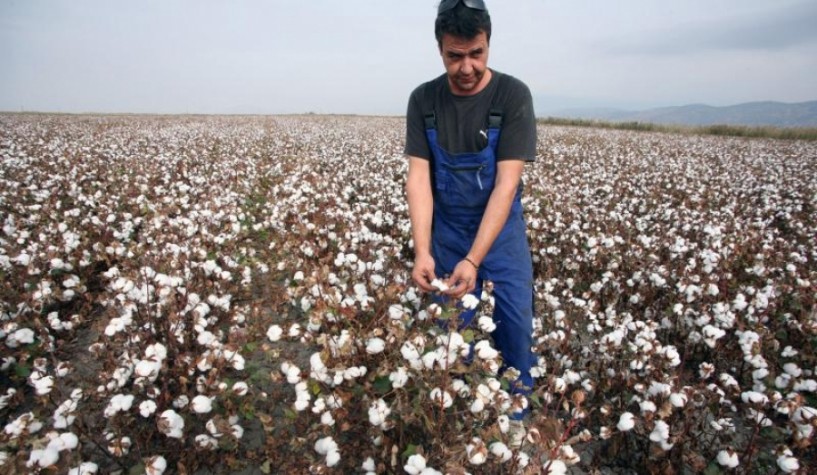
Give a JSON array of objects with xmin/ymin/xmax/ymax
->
[{"xmin": 550, "ymin": 100, "xmax": 817, "ymax": 128}]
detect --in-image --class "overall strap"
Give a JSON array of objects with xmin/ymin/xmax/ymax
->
[
  {"xmin": 487, "ymin": 72, "xmax": 506, "ymax": 130},
  {"xmin": 422, "ymin": 81, "xmax": 437, "ymax": 130}
]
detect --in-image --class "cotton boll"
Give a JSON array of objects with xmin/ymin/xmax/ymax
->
[
  {"xmin": 489, "ymin": 442, "xmax": 512, "ymax": 462},
  {"xmin": 157, "ymin": 410, "xmax": 184, "ymax": 438},
  {"xmin": 544, "ymin": 460, "xmax": 568, "ymax": 475},
  {"xmin": 366, "ymin": 337, "xmax": 385, "ymax": 354},
  {"xmin": 195, "ymin": 434, "xmax": 219, "ymax": 450},
  {"xmin": 466, "ymin": 438, "xmax": 488, "ymax": 465},
  {"xmin": 139, "ymin": 400, "xmax": 157, "ymax": 418},
  {"xmin": 617, "ymin": 412, "xmax": 635, "ymax": 431},
  {"xmin": 191, "ymin": 395, "xmax": 213, "ymax": 413},
  {"xmin": 145, "ymin": 455, "xmax": 167, "ymax": 475},
  {"xmin": 776, "ymin": 449, "xmax": 799, "ymax": 473},
  {"xmin": 266, "ymin": 324, "xmax": 283, "ymax": 342},
  {"xmin": 461, "ymin": 293, "xmax": 479, "ymax": 310},
  {"xmin": 717, "ymin": 449, "xmax": 739, "ymax": 468},
  {"xmin": 404, "ymin": 454, "xmax": 428, "ymax": 474},
  {"xmin": 478, "ymin": 316, "xmax": 496, "ymax": 333},
  {"xmin": 68, "ymin": 462, "xmax": 99, "ymax": 475}
]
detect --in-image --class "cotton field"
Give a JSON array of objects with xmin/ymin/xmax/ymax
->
[{"xmin": 0, "ymin": 113, "xmax": 815, "ymax": 474}]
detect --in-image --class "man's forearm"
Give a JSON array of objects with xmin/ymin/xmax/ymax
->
[
  {"xmin": 467, "ymin": 183, "xmax": 517, "ymax": 265},
  {"xmin": 467, "ymin": 160, "xmax": 525, "ymax": 265},
  {"xmin": 406, "ymin": 158, "xmax": 434, "ymax": 257}
]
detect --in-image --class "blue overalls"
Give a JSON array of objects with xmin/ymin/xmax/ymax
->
[{"xmin": 424, "ymin": 106, "xmax": 534, "ymax": 419}]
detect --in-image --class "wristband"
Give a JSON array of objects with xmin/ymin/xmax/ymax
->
[{"xmin": 463, "ymin": 257, "xmax": 479, "ymax": 270}]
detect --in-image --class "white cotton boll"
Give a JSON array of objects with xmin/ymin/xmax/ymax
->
[
  {"xmin": 470, "ymin": 397, "xmax": 485, "ymax": 414},
  {"xmin": 430, "ymin": 279, "xmax": 449, "ymax": 292},
  {"xmin": 478, "ymin": 316, "xmax": 496, "ymax": 333},
  {"xmin": 389, "ymin": 367, "xmax": 409, "ymax": 389},
  {"xmin": 777, "ymin": 450, "xmax": 799, "ymax": 473},
  {"xmin": 366, "ymin": 337, "xmax": 385, "ymax": 354},
  {"xmin": 404, "ymin": 454, "xmax": 428, "ymax": 474},
  {"xmin": 68, "ymin": 462, "xmax": 99, "ymax": 475},
  {"xmin": 617, "ymin": 412, "xmax": 635, "ymax": 431},
  {"xmin": 474, "ymin": 340, "xmax": 499, "ymax": 360},
  {"xmin": 544, "ymin": 460, "xmax": 568, "ymax": 475},
  {"xmin": 27, "ymin": 447, "xmax": 60, "ymax": 468},
  {"xmin": 195, "ymin": 434, "xmax": 219, "ymax": 450},
  {"xmin": 669, "ymin": 392, "xmax": 688, "ymax": 408},
  {"xmin": 231, "ymin": 424, "xmax": 244, "ymax": 439},
  {"xmin": 466, "ymin": 438, "xmax": 488, "ymax": 465},
  {"xmin": 368, "ymin": 398, "xmax": 391, "ymax": 427},
  {"xmin": 104, "ymin": 394, "xmax": 135, "ymax": 418},
  {"xmin": 6, "ymin": 328, "xmax": 35, "ymax": 348},
  {"xmin": 139, "ymin": 400, "xmax": 157, "ymax": 418},
  {"xmin": 266, "ymin": 324, "xmax": 283, "ymax": 342},
  {"xmin": 145, "ymin": 455, "xmax": 167, "ymax": 475},
  {"xmin": 158, "ymin": 410, "xmax": 184, "ymax": 438},
  {"xmin": 461, "ymin": 293, "xmax": 479, "ymax": 310},
  {"xmin": 232, "ymin": 381, "xmax": 249, "ymax": 396},
  {"xmin": 497, "ymin": 415, "xmax": 510, "ymax": 433},
  {"xmin": 717, "ymin": 450, "xmax": 739, "ymax": 468},
  {"xmin": 741, "ymin": 391, "xmax": 768, "ymax": 405},
  {"xmin": 362, "ymin": 457, "xmax": 376, "ymax": 472},
  {"xmin": 430, "ymin": 388, "xmax": 453, "ymax": 408},
  {"xmin": 422, "ymin": 351, "xmax": 440, "ymax": 370},
  {"xmin": 401, "ymin": 342, "xmax": 421, "ymax": 362},
  {"xmin": 640, "ymin": 400, "xmax": 657, "ymax": 414},
  {"xmin": 31, "ymin": 374, "xmax": 55, "ymax": 395},
  {"xmin": 489, "ymin": 442, "xmax": 513, "ymax": 462},
  {"xmin": 321, "ymin": 411, "xmax": 335, "ymax": 426},
  {"xmin": 191, "ymin": 395, "xmax": 213, "ymax": 413},
  {"xmin": 649, "ymin": 420, "xmax": 670, "ymax": 444}
]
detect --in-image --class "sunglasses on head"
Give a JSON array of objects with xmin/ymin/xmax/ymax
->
[{"xmin": 438, "ymin": 0, "xmax": 487, "ymax": 14}]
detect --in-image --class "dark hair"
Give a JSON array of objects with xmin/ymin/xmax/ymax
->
[{"xmin": 435, "ymin": 2, "xmax": 492, "ymax": 48}]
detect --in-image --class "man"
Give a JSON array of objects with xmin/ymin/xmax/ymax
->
[{"xmin": 404, "ymin": 0, "xmax": 537, "ymax": 440}]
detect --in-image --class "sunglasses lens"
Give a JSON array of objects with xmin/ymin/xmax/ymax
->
[{"xmin": 438, "ymin": 0, "xmax": 486, "ymax": 14}]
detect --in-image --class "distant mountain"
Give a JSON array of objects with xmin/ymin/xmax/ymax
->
[{"xmin": 550, "ymin": 101, "xmax": 817, "ymax": 128}]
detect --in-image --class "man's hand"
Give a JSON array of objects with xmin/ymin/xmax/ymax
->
[
  {"xmin": 412, "ymin": 253, "xmax": 438, "ymax": 292},
  {"xmin": 444, "ymin": 259, "xmax": 478, "ymax": 299}
]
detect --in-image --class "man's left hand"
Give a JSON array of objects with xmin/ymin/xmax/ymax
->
[{"xmin": 443, "ymin": 259, "xmax": 478, "ymax": 299}]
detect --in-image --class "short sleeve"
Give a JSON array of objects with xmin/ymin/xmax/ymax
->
[
  {"xmin": 496, "ymin": 79, "xmax": 536, "ymax": 162},
  {"xmin": 404, "ymin": 85, "xmax": 431, "ymax": 160}
]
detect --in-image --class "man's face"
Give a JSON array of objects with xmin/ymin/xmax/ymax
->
[{"xmin": 439, "ymin": 32, "xmax": 490, "ymax": 96}]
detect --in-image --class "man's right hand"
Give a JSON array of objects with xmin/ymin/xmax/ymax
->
[{"xmin": 412, "ymin": 254, "xmax": 437, "ymax": 292}]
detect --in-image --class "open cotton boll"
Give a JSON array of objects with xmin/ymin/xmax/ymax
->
[
  {"xmin": 68, "ymin": 462, "xmax": 99, "ymax": 475},
  {"xmin": 461, "ymin": 293, "xmax": 479, "ymax": 310},
  {"xmin": 478, "ymin": 315, "xmax": 496, "ymax": 333},
  {"xmin": 429, "ymin": 388, "xmax": 453, "ymax": 409},
  {"xmin": 145, "ymin": 455, "xmax": 167, "ymax": 475},
  {"xmin": 366, "ymin": 337, "xmax": 385, "ymax": 354},
  {"xmin": 776, "ymin": 449, "xmax": 799, "ymax": 473},
  {"xmin": 466, "ymin": 438, "xmax": 488, "ymax": 465},
  {"xmin": 404, "ymin": 454, "xmax": 430, "ymax": 474},
  {"xmin": 617, "ymin": 412, "xmax": 635, "ymax": 431},
  {"xmin": 544, "ymin": 460, "xmax": 568, "ymax": 475},
  {"xmin": 104, "ymin": 394, "xmax": 135, "ymax": 418},
  {"xmin": 474, "ymin": 340, "xmax": 499, "ymax": 360},
  {"xmin": 489, "ymin": 442, "xmax": 513, "ymax": 462},
  {"xmin": 191, "ymin": 395, "xmax": 213, "ymax": 413},
  {"xmin": 717, "ymin": 449, "xmax": 739, "ymax": 468},
  {"xmin": 266, "ymin": 324, "xmax": 283, "ymax": 342},
  {"xmin": 314, "ymin": 436, "xmax": 340, "ymax": 467},
  {"xmin": 430, "ymin": 279, "xmax": 449, "ymax": 292},
  {"xmin": 27, "ymin": 447, "xmax": 60, "ymax": 469},
  {"xmin": 157, "ymin": 410, "xmax": 184, "ymax": 438},
  {"xmin": 139, "ymin": 400, "xmax": 157, "ymax": 418}
]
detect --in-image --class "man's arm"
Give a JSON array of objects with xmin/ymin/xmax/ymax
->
[
  {"xmin": 406, "ymin": 156, "xmax": 437, "ymax": 292},
  {"xmin": 445, "ymin": 159, "xmax": 524, "ymax": 298}
]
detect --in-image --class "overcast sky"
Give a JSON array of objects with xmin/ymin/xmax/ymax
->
[{"xmin": 2, "ymin": 0, "xmax": 816, "ymax": 115}]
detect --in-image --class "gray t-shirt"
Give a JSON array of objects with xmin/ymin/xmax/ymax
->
[{"xmin": 404, "ymin": 70, "xmax": 536, "ymax": 161}]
